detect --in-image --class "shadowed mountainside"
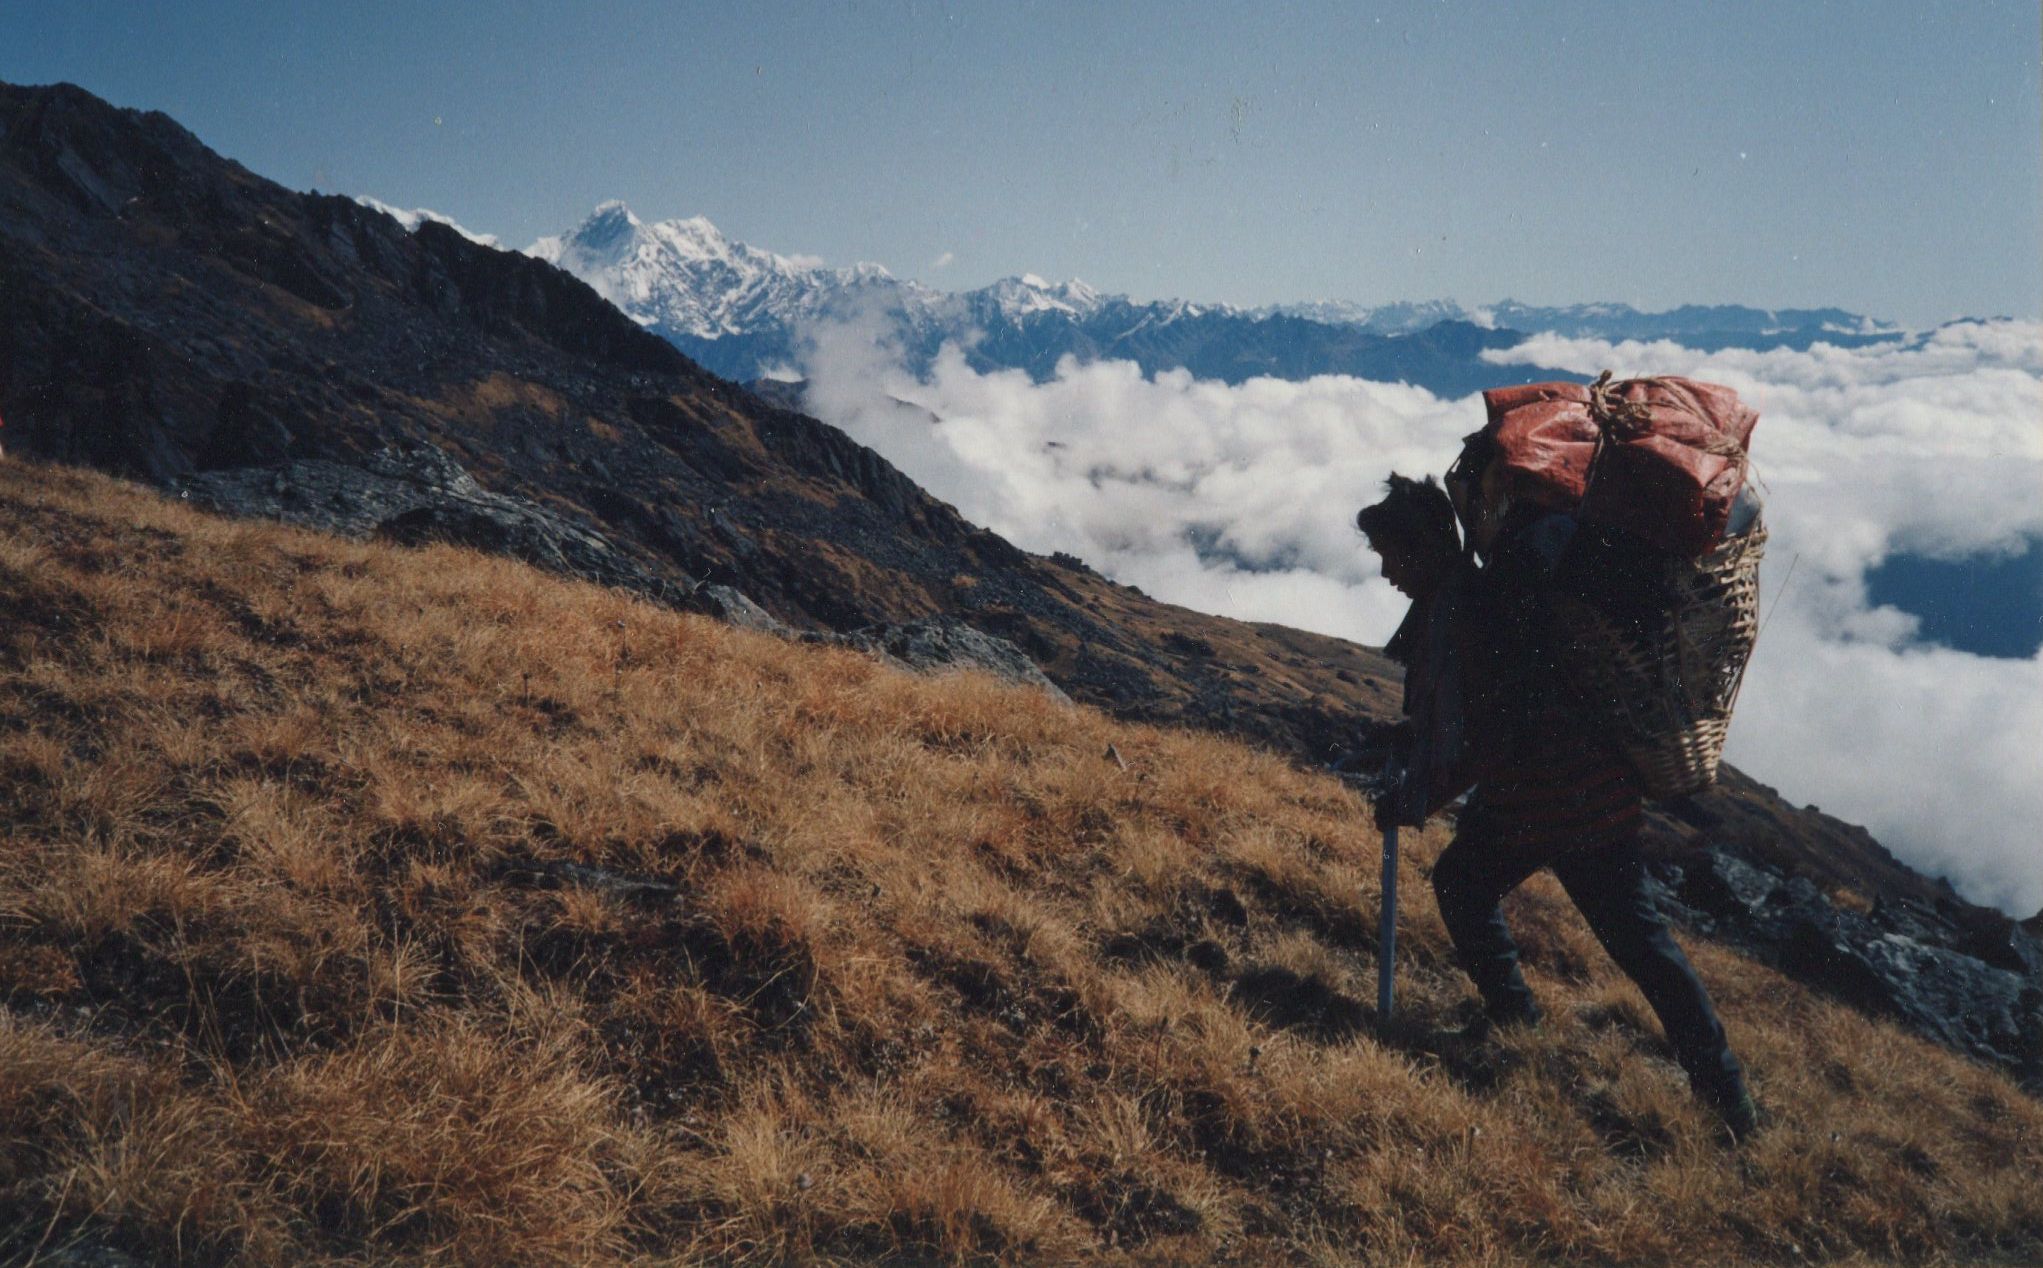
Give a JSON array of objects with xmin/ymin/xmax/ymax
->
[{"xmin": 0, "ymin": 78, "xmax": 1401, "ymax": 765}]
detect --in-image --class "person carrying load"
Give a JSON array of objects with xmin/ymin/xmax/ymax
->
[{"xmin": 1358, "ymin": 372, "xmax": 1766, "ymax": 1142}]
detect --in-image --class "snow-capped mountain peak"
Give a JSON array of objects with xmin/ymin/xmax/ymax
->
[
  {"xmin": 985, "ymin": 274, "xmax": 1105, "ymax": 320},
  {"xmin": 526, "ymin": 203, "xmax": 906, "ymax": 339},
  {"xmin": 648, "ymin": 214, "xmax": 740, "ymax": 267},
  {"xmin": 570, "ymin": 199, "xmax": 642, "ymax": 252}
]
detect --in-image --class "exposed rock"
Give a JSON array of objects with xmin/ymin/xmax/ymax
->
[
  {"xmin": 180, "ymin": 446, "xmax": 1065, "ymax": 697},
  {"xmin": 810, "ymin": 617, "xmax": 1073, "ymax": 703},
  {"xmin": 178, "ymin": 443, "xmax": 690, "ymax": 602},
  {"xmin": 693, "ymin": 582, "xmax": 789, "ymax": 635},
  {"xmin": 1650, "ymin": 845, "xmax": 2042, "ymax": 1082},
  {"xmin": 741, "ymin": 377, "xmax": 808, "ymax": 413},
  {"xmin": 1674, "ymin": 848, "xmax": 1782, "ymax": 922}
]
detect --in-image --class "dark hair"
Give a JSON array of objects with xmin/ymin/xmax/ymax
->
[{"xmin": 1355, "ymin": 473, "xmax": 1459, "ymax": 555}]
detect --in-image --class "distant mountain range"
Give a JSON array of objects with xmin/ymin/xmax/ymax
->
[
  {"xmin": 512, "ymin": 201, "xmax": 1905, "ymax": 392},
  {"xmin": 1264, "ymin": 297, "xmax": 1899, "ymax": 344}
]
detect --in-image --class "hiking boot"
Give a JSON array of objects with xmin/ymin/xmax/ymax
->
[
  {"xmin": 1483, "ymin": 994, "xmax": 1543, "ymax": 1033},
  {"xmin": 1693, "ymin": 1075, "xmax": 1761, "ymax": 1145},
  {"xmin": 1715, "ymin": 1089, "xmax": 1761, "ymax": 1144},
  {"xmin": 1446, "ymin": 997, "xmax": 1541, "ymax": 1044}
]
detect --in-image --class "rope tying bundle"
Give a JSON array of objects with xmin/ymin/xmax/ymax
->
[
  {"xmin": 1583, "ymin": 370, "xmax": 1753, "ymax": 502},
  {"xmin": 1587, "ymin": 369, "xmax": 1655, "ymax": 438}
]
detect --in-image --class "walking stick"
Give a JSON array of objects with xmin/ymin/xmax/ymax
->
[{"xmin": 1377, "ymin": 761, "xmax": 1402, "ymax": 1028}]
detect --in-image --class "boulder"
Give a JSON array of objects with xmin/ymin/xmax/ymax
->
[{"xmin": 693, "ymin": 583, "xmax": 789, "ymax": 635}]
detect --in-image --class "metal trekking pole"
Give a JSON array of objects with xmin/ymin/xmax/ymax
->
[{"xmin": 1377, "ymin": 760, "xmax": 1402, "ymax": 1027}]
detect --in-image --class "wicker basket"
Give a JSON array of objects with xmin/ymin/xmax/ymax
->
[{"xmin": 1550, "ymin": 524, "xmax": 1767, "ymax": 798}]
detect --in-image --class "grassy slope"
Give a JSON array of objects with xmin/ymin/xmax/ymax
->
[{"xmin": 0, "ymin": 459, "xmax": 2037, "ymax": 1267}]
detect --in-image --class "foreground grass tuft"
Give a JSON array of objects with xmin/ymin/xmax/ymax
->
[{"xmin": 1, "ymin": 459, "xmax": 2037, "ymax": 1265}]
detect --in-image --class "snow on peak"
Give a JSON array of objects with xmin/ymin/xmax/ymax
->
[
  {"xmin": 527, "ymin": 203, "xmax": 915, "ymax": 339},
  {"xmin": 648, "ymin": 215, "xmax": 738, "ymax": 267},
  {"xmin": 981, "ymin": 274, "xmax": 1106, "ymax": 320},
  {"xmin": 529, "ymin": 203, "xmax": 1166, "ymax": 345},
  {"xmin": 589, "ymin": 198, "xmax": 636, "ymax": 219},
  {"xmin": 354, "ymin": 197, "xmax": 502, "ymax": 249},
  {"xmin": 567, "ymin": 200, "xmax": 647, "ymax": 256},
  {"xmin": 1258, "ymin": 298, "xmax": 1470, "ymax": 332}
]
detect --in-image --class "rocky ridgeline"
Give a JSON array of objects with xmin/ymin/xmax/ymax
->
[
  {"xmin": 179, "ymin": 443, "xmax": 679, "ymax": 599},
  {"xmin": 179, "ymin": 442, "xmax": 1070, "ymax": 698}
]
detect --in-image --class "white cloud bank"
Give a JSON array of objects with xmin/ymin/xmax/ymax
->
[{"xmin": 798, "ymin": 319, "xmax": 2043, "ymax": 917}]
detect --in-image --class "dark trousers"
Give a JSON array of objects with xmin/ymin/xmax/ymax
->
[{"xmin": 1431, "ymin": 828, "xmax": 1746, "ymax": 1094}]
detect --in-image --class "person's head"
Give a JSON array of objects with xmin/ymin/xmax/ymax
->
[{"xmin": 1356, "ymin": 473, "xmax": 1460, "ymax": 598}]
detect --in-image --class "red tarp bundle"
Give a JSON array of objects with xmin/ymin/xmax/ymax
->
[{"xmin": 1478, "ymin": 375, "xmax": 1759, "ymax": 557}]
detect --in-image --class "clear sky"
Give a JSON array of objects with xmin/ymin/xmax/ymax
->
[{"xmin": 4, "ymin": 1, "xmax": 2038, "ymax": 326}]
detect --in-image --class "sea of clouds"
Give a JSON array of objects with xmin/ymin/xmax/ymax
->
[{"xmin": 796, "ymin": 317, "xmax": 2043, "ymax": 917}]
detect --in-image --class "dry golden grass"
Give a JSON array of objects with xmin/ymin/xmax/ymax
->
[{"xmin": 0, "ymin": 457, "xmax": 2038, "ymax": 1266}]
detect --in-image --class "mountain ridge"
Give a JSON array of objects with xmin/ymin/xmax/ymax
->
[
  {"xmin": 505, "ymin": 199, "xmax": 1907, "ymax": 387},
  {"xmin": 512, "ymin": 200, "xmax": 1535, "ymax": 393},
  {"xmin": 0, "ymin": 75, "xmax": 1397, "ymax": 764}
]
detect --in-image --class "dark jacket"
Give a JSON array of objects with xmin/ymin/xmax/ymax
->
[
  {"xmin": 1387, "ymin": 512, "xmax": 1644, "ymax": 846},
  {"xmin": 1382, "ymin": 557, "xmax": 1477, "ymax": 825}
]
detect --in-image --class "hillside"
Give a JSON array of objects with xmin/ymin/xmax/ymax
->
[
  {"xmin": 0, "ymin": 79, "xmax": 1984, "ymax": 892},
  {"xmin": 3, "ymin": 461, "xmax": 2040, "ymax": 1265},
  {"xmin": 2, "ymin": 78, "xmax": 2036, "ymax": 1080}
]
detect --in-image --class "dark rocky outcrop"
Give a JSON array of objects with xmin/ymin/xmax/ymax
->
[
  {"xmin": 1645, "ymin": 844, "xmax": 2042, "ymax": 1084},
  {"xmin": 179, "ymin": 443, "xmax": 686, "ymax": 601},
  {"xmin": 692, "ymin": 582, "xmax": 789, "ymax": 635},
  {"xmin": 181, "ymin": 444, "xmax": 1060, "ymax": 694},
  {"xmin": 809, "ymin": 617, "xmax": 1074, "ymax": 702}
]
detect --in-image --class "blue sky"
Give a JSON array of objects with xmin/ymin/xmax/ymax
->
[{"xmin": 4, "ymin": 1, "xmax": 2037, "ymax": 325}]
